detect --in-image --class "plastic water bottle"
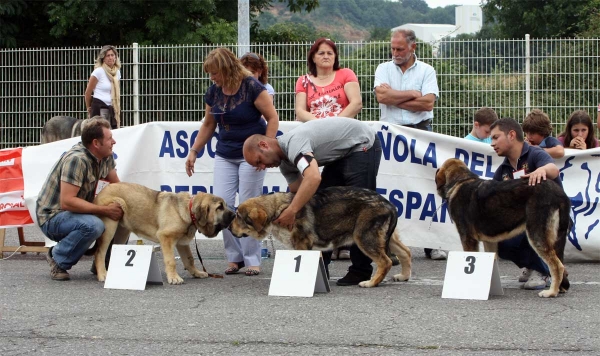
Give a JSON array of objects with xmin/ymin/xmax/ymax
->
[{"xmin": 261, "ymin": 240, "xmax": 269, "ymax": 259}]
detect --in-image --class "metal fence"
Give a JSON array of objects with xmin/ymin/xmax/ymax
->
[{"xmin": 1, "ymin": 36, "xmax": 599, "ymax": 148}]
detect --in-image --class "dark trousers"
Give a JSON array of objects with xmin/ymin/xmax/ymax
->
[
  {"xmin": 90, "ymin": 98, "xmax": 117, "ymax": 129},
  {"xmin": 402, "ymin": 120, "xmax": 434, "ymax": 256},
  {"xmin": 320, "ymin": 136, "xmax": 382, "ymax": 277},
  {"xmin": 498, "ymin": 233, "xmax": 550, "ymax": 275}
]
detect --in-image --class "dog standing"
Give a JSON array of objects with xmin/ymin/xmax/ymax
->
[
  {"xmin": 93, "ymin": 182, "xmax": 235, "ymax": 284},
  {"xmin": 230, "ymin": 186, "xmax": 412, "ymax": 288},
  {"xmin": 435, "ymin": 158, "xmax": 571, "ymax": 298},
  {"xmin": 40, "ymin": 116, "xmax": 87, "ymax": 144}
]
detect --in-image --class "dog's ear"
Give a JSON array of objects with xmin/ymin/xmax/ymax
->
[
  {"xmin": 193, "ymin": 195, "xmax": 210, "ymax": 226},
  {"xmin": 248, "ymin": 207, "xmax": 267, "ymax": 233},
  {"xmin": 435, "ymin": 168, "xmax": 446, "ymax": 190}
]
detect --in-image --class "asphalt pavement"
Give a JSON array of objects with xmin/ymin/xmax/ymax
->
[{"xmin": 1, "ymin": 226, "xmax": 599, "ymax": 355}]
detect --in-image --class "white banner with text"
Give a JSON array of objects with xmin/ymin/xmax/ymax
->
[{"xmin": 21, "ymin": 121, "xmax": 600, "ymax": 262}]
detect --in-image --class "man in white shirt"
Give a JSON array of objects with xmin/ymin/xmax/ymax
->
[{"xmin": 374, "ymin": 28, "xmax": 446, "ymax": 260}]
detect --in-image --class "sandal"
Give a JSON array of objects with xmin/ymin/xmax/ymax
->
[
  {"xmin": 224, "ymin": 266, "xmax": 240, "ymax": 275},
  {"xmin": 245, "ymin": 268, "xmax": 260, "ymax": 276}
]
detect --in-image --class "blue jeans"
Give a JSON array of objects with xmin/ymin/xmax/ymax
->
[
  {"xmin": 40, "ymin": 211, "xmax": 105, "ymax": 270},
  {"xmin": 498, "ymin": 233, "xmax": 550, "ymax": 275},
  {"xmin": 320, "ymin": 136, "xmax": 382, "ymax": 277}
]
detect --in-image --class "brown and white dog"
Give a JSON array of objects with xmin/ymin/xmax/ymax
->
[
  {"xmin": 435, "ymin": 158, "xmax": 571, "ymax": 298},
  {"xmin": 93, "ymin": 182, "xmax": 235, "ymax": 284},
  {"xmin": 229, "ymin": 186, "xmax": 412, "ymax": 288}
]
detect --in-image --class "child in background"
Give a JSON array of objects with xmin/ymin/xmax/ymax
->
[
  {"xmin": 465, "ymin": 107, "xmax": 498, "ymax": 143},
  {"xmin": 522, "ymin": 109, "xmax": 565, "ymax": 159},
  {"xmin": 558, "ymin": 110, "xmax": 599, "ymax": 150}
]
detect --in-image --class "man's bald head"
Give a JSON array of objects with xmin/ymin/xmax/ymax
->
[{"xmin": 243, "ymin": 134, "xmax": 282, "ymax": 170}]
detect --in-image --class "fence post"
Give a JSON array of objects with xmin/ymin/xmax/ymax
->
[
  {"xmin": 525, "ymin": 34, "xmax": 531, "ymax": 113},
  {"xmin": 132, "ymin": 42, "xmax": 140, "ymax": 126},
  {"xmin": 237, "ymin": 0, "xmax": 250, "ymax": 56}
]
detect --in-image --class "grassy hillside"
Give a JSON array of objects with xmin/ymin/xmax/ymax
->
[{"xmin": 257, "ymin": 0, "xmax": 456, "ymax": 41}]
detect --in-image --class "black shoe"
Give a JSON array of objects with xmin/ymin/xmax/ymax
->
[{"xmin": 336, "ymin": 272, "xmax": 371, "ymax": 286}]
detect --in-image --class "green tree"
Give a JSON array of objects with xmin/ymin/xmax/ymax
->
[
  {"xmin": 482, "ymin": 0, "xmax": 593, "ymax": 38},
  {"xmin": 0, "ymin": 0, "xmax": 26, "ymax": 48},
  {"xmin": 0, "ymin": 0, "xmax": 320, "ymax": 48}
]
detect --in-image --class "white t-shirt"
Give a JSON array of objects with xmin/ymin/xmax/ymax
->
[{"xmin": 91, "ymin": 67, "xmax": 121, "ymax": 106}]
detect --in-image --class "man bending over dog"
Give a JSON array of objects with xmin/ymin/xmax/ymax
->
[
  {"xmin": 37, "ymin": 116, "xmax": 126, "ymax": 281},
  {"xmin": 490, "ymin": 117, "xmax": 564, "ymax": 289},
  {"xmin": 243, "ymin": 117, "xmax": 381, "ymax": 286}
]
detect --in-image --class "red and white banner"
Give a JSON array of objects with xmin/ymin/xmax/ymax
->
[{"xmin": 0, "ymin": 148, "xmax": 34, "ymax": 228}]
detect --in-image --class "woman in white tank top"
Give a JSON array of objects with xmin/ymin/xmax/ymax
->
[{"xmin": 84, "ymin": 45, "xmax": 122, "ymax": 129}]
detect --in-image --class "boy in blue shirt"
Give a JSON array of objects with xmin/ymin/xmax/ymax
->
[
  {"xmin": 465, "ymin": 107, "xmax": 498, "ymax": 143},
  {"xmin": 522, "ymin": 109, "xmax": 564, "ymax": 159}
]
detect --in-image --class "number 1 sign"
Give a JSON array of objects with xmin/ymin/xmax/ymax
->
[
  {"xmin": 442, "ymin": 251, "xmax": 503, "ymax": 300},
  {"xmin": 268, "ymin": 250, "xmax": 330, "ymax": 297},
  {"xmin": 104, "ymin": 245, "xmax": 163, "ymax": 290}
]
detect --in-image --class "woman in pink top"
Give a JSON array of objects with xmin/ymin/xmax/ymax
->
[
  {"xmin": 295, "ymin": 38, "xmax": 362, "ymax": 121},
  {"xmin": 295, "ymin": 38, "xmax": 363, "ymax": 260},
  {"xmin": 558, "ymin": 110, "xmax": 599, "ymax": 149}
]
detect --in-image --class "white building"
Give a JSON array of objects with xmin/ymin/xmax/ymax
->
[
  {"xmin": 454, "ymin": 5, "xmax": 483, "ymax": 35},
  {"xmin": 391, "ymin": 5, "xmax": 482, "ymax": 56}
]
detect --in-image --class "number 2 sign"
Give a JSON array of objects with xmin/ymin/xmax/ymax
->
[
  {"xmin": 104, "ymin": 245, "xmax": 163, "ymax": 290},
  {"xmin": 268, "ymin": 250, "xmax": 330, "ymax": 297},
  {"xmin": 442, "ymin": 251, "xmax": 504, "ymax": 300}
]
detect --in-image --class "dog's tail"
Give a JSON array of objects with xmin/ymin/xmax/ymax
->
[
  {"xmin": 556, "ymin": 199, "xmax": 571, "ymax": 291},
  {"xmin": 384, "ymin": 206, "xmax": 399, "ymax": 255},
  {"xmin": 560, "ymin": 269, "xmax": 570, "ymax": 292},
  {"xmin": 84, "ymin": 196, "xmax": 127, "ymax": 256}
]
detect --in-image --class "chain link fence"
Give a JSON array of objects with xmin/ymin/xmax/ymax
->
[{"xmin": 1, "ymin": 37, "xmax": 598, "ymax": 148}]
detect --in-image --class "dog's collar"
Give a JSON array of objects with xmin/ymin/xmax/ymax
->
[{"xmin": 189, "ymin": 197, "xmax": 197, "ymax": 225}]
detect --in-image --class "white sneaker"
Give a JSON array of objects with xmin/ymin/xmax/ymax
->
[
  {"xmin": 523, "ymin": 271, "xmax": 549, "ymax": 290},
  {"xmin": 518, "ymin": 267, "xmax": 532, "ymax": 283},
  {"xmin": 429, "ymin": 249, "xmax": 447, "ymax": 260},
  {"xmin": 338, "ymin": 249, "xmax": 350, "ymax": 260}
]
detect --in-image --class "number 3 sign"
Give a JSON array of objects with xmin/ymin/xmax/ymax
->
[
  {"xmin": 104, "ymin": 245, "xmax": 163, "ymax": 290},
  {"xmin": 442, "ymin": 251, "xmax": 503, "ymax": 300},
  {"xmin": 268, "ymin": 250, "xmax": 330, "ymax": 297}
]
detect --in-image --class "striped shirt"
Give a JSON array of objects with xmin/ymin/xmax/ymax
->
[{"xmin": 36, "ymin": 142, "xmax": 116, "ymax": 226}]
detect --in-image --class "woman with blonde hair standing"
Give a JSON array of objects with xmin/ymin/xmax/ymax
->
[
  {"xmin": 186, "ymin": 48, "xmax": 279, "ymax": 276},
  {"xmin": 84, "ymin": 45, "xmax": 122, "ymax": 129}
]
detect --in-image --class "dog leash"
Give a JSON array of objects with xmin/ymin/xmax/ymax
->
[
  {"xmin": 194, "ymin": 238, "xmax": 223, "ymax": 279},
  {"xmin": 189, "ymin": 197, "xmax": 223, "ymax": 279},
  {"xmin": 428, "ymin": 200, "xmax": 447, "ymax": 230}
]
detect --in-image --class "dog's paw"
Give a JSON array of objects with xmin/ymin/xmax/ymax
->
[
  {"xmin": 538, "ymin": 289, "xmax": 558, "ymax": 298},
  {"xmin": 358, "ymin": 280, "xmax": 376, "ymax": 288},
  {"xmin": 97, "ymin": 274, "xmax": 107, "ymax": 282},
  {"xmin": 392, "ymin": 273, "xmax": 410, "ymax": 282},
  {"xmin": 167, "ymin": 275, "xmax": 185, "ymax": 285},
  {"xmin": 190, "ymin": 269, "xmax": 209, "ymax": 279}
]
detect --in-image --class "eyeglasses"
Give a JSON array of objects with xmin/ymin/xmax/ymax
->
[{"xmin": 241, "ymin": 52, "xmax": 260, "ymax": 60}]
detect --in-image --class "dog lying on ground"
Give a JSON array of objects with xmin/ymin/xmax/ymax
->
[
  {"xmin": 229, "ymin": 186, "xmax": 412, "ymax": 288},
  {"xmin": 40, "ymin": 116, "xmax": 87, "ymax": 144},
  {"xmin": 93, "ymin": 182, "xmax": 235, "ymax": 284},
  {"xmin": 435, "ymin": 158, "xmax": 571, "ymax": 298}
]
